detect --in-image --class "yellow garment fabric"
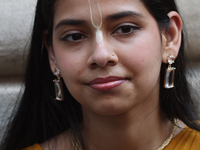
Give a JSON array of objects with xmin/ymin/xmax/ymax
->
[
  {"xmin": 164, "ymin": 127, "xmax": 200, "ymax": 150},
  {"xmin": 23, "ymin": 127, "xmax": 200, "ymax": 150},
  {"xmin": 22, "ymin": 143, "xmax": 42, "ymax": 150}
]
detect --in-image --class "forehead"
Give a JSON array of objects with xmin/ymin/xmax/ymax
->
[{"xmin": 53, "ymin": 0, "xmax": 149, "ymax": 26}]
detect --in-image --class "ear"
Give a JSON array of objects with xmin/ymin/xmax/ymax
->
[
  {"xmin": 43, "ymin": 30, "xmax": 58, "ymax": 74},
  {"xmin": 162, "ymin": 11, "xmax": 182, "ymax": 63}
]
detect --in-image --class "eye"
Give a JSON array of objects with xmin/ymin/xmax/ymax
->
[
  {"xmin": 60, "ymin": 33, "xmax": 87, "ymax": 42},
  {"xmin": 113, "ymin": 25, "xmax": 141, "ymax": 35}
]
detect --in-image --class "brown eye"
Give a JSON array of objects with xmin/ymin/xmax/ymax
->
[
  {"xmin": 60, "ymin": 33, "xmax": 87, "ymax": 42},
  {"xmin": 113, "ymin": 25, "xmax": 140, "ymax": 35},
  {"xmin": 71, "ymin": 34, "xmax": 83, "ymax": 41},
  {"xmin": 121, "ymin": 26, "xmax": 133, "ymax": 33}
]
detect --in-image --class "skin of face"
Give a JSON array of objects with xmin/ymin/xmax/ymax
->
[{"xmin": 47, "ymin": 0, "xmax": 179, "ymax": 117}]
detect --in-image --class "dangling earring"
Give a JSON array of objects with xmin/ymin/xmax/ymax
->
[
  {"xmin": 164, "ymin": 55, "xmax": 176, "ymax": 89},
  {"xmin": 53, "ymin": 68, "xmax": 64, "ymax": 101}
]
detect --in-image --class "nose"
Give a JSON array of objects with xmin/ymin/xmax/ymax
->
[{"xmin": 87, "ymin": 39, "xmax": 118, "ymax": 69}]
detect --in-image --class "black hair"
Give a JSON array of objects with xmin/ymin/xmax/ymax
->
[
  {"xmin": 142, "ymin": 0, "xmax": 200, "ymax": 130},
  {"xmin": 1, "ymin": 0, "xmax": 200, "ymax": 150}
]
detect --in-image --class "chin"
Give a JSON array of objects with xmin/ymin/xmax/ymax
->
[{"xmin": 91, "ymin": 102, "xmax": 132, "ymax": 116}]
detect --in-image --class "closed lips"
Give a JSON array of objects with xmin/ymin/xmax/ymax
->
[{"xmin": 88, "ymin": 77, "xmax": 127, "ymax": 91}]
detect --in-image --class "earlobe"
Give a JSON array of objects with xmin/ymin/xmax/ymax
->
[
  {"xmin": 43, "ymin": 30, "xmax": 58, "ymax": 73},
  {"xmin": 162, "ymin": 11, "xmax": 182, "ymax": 64}
]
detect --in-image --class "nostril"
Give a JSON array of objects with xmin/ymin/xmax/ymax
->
[
  {"xmin": 87, "ymin": 50, "xmax": 118, "ymax": 68},
  {"xmin": 107, "ymin": 61, "xmax": 116, "ymax": 66},
  {"xmin": 90, "ymin": 63, "xmax": 98, "ymax": 69}
]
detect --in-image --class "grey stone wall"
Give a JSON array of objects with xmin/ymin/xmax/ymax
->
[
  {"xmin": 0, "ymin": 0, "xmax": 37, "ymax": 76},
  {"xmin": 178, "ymin": 0, "xmax": 200, "ymax": 61}
]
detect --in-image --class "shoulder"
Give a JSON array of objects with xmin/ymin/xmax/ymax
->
[
  {"xmin": 23, "ymin": 130, "xmax": 73, "ymax": 150},
  {"xmin": 165, "ymin": 127, "xmax": 200, "ymax": 150},
  {"xmin": 22, "ymin": 144, "xmax": 43, "ymax": 150}
]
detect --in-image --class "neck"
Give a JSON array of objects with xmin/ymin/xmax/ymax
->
[{"xmin": 81, "ymin": 102, "xmax": 173, "ymax": 150}]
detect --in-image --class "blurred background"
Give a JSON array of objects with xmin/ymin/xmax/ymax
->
[{"xmin": 0, "ymin": 0, "xmax": 200, "ymax": 139}]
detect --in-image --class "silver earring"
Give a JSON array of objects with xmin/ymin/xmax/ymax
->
[
  {"xmin": 164, "ymin": 55, "xmax": 176, "ymax": 89},
  {"xmin": 53, "ymin": 68, "xmax": 64, "ymax": 101}
]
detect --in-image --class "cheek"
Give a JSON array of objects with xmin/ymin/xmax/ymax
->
[
  {"xmin": 53, "ymin": 47, "xmax": 86, "ymax": 85},
  {"xmin": 57, "ymin": 57, "xmax": 86, "ymax": 95},
  {"xmin": 121, "ymin": 41, "xmax": 162, "ymax": 69},
  {"xmin": 118, "ymin": 31, "xmax": 163, "ymax": 84},
  {"xmin": 61, "ymin": 58, "xmax": 85, "ymax": 79}
]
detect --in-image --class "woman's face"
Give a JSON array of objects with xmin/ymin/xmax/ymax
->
[{"xmin": 48, "ymin": 0, "xmax": 166, "ymax": 115}]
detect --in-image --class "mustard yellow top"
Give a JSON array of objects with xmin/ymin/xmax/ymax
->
[
  {"xmin": 22, "ymin": 143, "xmax": 43, "ymax": 150},
  {"xmin": 22, "ymin": 127, "xmax": 200, "ymax": 150},
  {"xmin": 164, "ymin": 127, "xmax": 200, "ymax": 150}
]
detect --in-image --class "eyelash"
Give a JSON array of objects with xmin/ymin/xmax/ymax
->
[
  {"xmin": 59, "ymin": 24, "xmax": 141, "ymax": 42},
  {"xmin": 112, "ymin": 24, "xmax": 141, "ymax": 35},
  {"xmin": 60, "ymin": 33, "xmax": 87, "ymax": 42}
]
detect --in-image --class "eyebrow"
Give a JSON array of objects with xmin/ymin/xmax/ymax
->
[
  {"xmin": 55, "ymin": 19, "xmax": 86, "ymax": 30},
  {"xmin": 55, "ymin": 11, "xmax": 144, "ymax": 30},
  {"xmin": 106, "ymin": 11, "xmax": 145, "ymax": 21}
]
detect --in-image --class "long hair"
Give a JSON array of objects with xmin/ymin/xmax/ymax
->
[
  {"xmin": 142, "ymin": 0, "xmax": 200, "ymax": 130},
  {"xmin": 1, "ymin": 0, "xmax": 200, "ymax": 150}
]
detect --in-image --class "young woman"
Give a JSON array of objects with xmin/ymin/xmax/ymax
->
[{"xmin": 1, "ymin": 0, "xmax": 200, "ymax": 150}]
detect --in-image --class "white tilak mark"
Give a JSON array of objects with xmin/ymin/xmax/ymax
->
[
  {"xmin": 96, "ymin": 27, "xmax": 103, "ymax": 45},
  {"xmin": 88, "ymin": 0, "xmax": 103, "ymax": 46}
]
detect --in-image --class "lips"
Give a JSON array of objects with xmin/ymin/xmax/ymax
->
[{"xmin": 87, "ymin": 76, "xmax": 126, "ymax": 91}]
